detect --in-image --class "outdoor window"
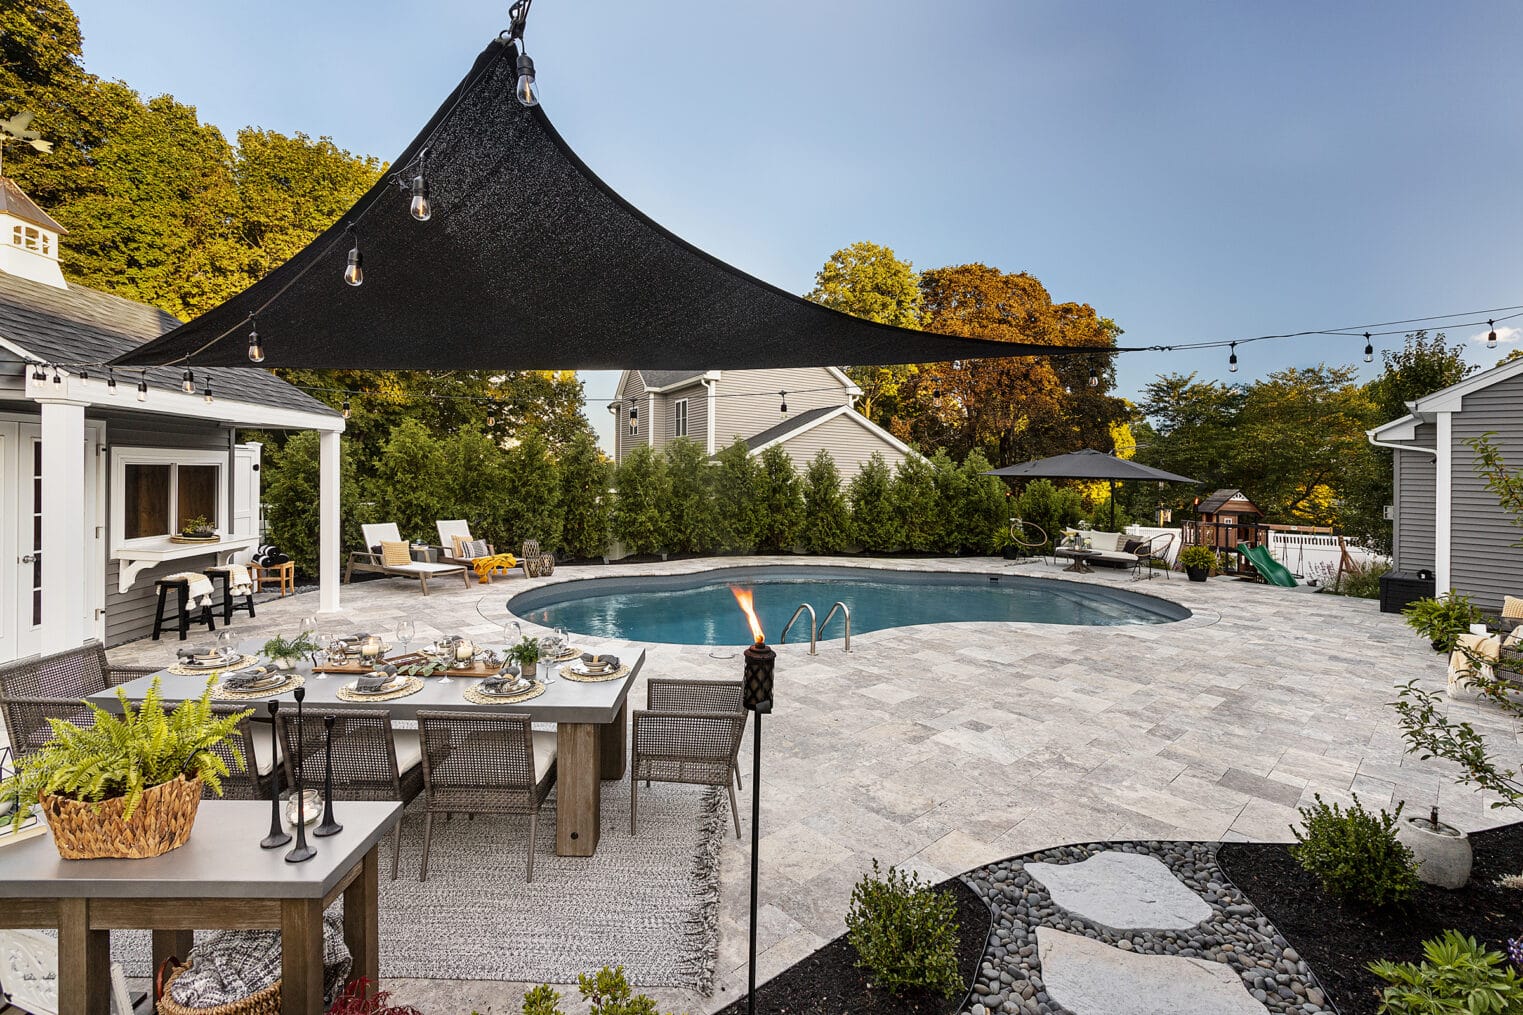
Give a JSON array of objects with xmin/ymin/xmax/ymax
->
[
  {"xmin": 674, "ymin": 399, "xmax": 688, "ymax": 438},
  {"xmin": 113, "ymin": 449, "xmax": 226, "ymax": 543},
  {"xmin": 11, "ymin": 225, "xmax": 48, "ymax": 254}
]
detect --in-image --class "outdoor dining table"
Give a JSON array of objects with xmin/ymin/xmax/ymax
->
[
  {"xmin": 0, "ymin": 799, "xmax": 399, "ymax": 1015},
  {"xmin": 90, "ymin": 647, "xmax": 645, "ymax": 858}
]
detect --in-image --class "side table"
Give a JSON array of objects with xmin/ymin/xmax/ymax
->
[{"xmin": 250, "ymin": 560, "xmax": 296, "ymax": 597}]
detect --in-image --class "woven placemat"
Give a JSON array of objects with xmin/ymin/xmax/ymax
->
[
  {"xmin": 559, "ymin": 663, "xmax": 630, "ymax": 683},
  {"xmin": 168, "ymin": 654, "xmax": 259, "ymax": 676},
  {"xmin": 211, "ymin": 673, "xmax": 304, "ymax": 700},
  {"xmin": 335, "ymin": 675, "xmax": 425, "ymax": 703},
  {"xmin": 462, "ymin": 681, "xmax": 546, "ymax": 705},
  {"xmin": 551, "ymin": 645, "xmax": 584, "ymax": 662}
]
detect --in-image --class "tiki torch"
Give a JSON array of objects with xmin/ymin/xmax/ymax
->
[{"xmin": 733, "ymin": 587, "xmax": 773, "ymax": 1015}]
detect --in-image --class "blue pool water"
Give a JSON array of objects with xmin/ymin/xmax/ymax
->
[{"xmin": 507, "ymin": 566, "xmax": 1189, "ymax": 646}]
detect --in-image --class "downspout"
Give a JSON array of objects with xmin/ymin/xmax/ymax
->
[
  {"xmin": 647, "ymin": 392, "xmax": 655, "ymax": 449},
  {"xmin": 1435, "ymin": 411, "xmax": 1453, "ymax": 595}
]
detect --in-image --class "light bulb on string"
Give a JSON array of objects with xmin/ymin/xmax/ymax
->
[
  {"xmin": 30, "ymin": 363, "xmax": 45, "ymax": 381},
  {"xmin": 1363, "ymin": 332, "xmax": 1374, "ymax": 363},
  {"xmin": 181, "ymin": 367, "xmax": 195, "ymax": 394},
  {"xmin": 932, "ymin": 386, "xmax": 942, "ymax": 407},
  {"xmin": 344, "ymin": 226, "xmax": 363, "ymax": 286},
  {"xmin": 1087, "ymin": 364, "xmax": 1099, "ymax": 388},
  {"xmin": 1488, "ymin": 320, "xmax": 1498, "ymax": 349},
  {"xmin": 1228, "ymin": 342, "xmax": 1239, "ymax": 373},
  {"xmin": 779, "ymin": 391, "xmax": 788, "ymax": 415},
  {"xmin": 486, "ymin": 409, "xmax": 496, "ymax": 427},
  {"xmin": 78, "ymin": 368, "xmax": 88, "ymax": 387},
  {"xmin": 51, "ymin": 367, "xmax": 61, "ymax": 386},
  {"xmin": 409, "ymin": 151, "xmax": 431, "ymax": 222},
  {"xmin": 137, "ymin": 372, "xmax": 148, "ymax": 402},
  {"xmin": 515, "ymin": 51, "xmax": 540, "ymax": 107},
  {"xmin": 1063, "ymin": 383, "xmax": 1072, "ymax": 395},
  {"xmin": 107, "ymin": 369, "xmax": 117, "ymax": 395},
  {"xmin": 247, "ymin": 316, "xmax": 264, "ymax": 363},
  {"xmin": 341, "ymin": 397, "xmax": 351, "ymax": 420},
  {"xmin": 203, "ymin": 376, "xmax": 213, "ymax": 404}
]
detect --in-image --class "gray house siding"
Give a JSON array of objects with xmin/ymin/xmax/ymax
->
[
  {"xmin": 612, "ymin": 370, "xmax": 646, "ymax": 463},
  {"xmin": 657, "ymin": 382, "xmax": 706, "ymax": 449},
  {"xmin": 1393, "ymin": 423, "xmax": 1436, "ymax": 573},
  {"xmin": 712, "ymin": 368, "xmax": 846, "ymax": 448},
  {"xmin": 771, "ymin": 413, "xmax": 908, "ymax": 480},
  {"xmin": 1451, "ymin": 376, "xmax": 1523, "ymax": 610}
]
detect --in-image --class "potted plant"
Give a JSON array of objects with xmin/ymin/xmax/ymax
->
[
  {"xmin": 1179, "ymin": 545, "xmax": 1214, "ymax": 582},
  {"xmin": 0, "ymin": 678, "xmax": 249, "ymax": 859},
  {"xmin": 1402, "ymin": 593, "xmax": 1483, "ymax": 652},
  {"xmin": 261, "ymin": 632, "xmax": 320, "ymax": 671},
  {"xmin": 508, "ymin": 636, "xmax": 542, "ymax": 678},
  {"xmin": 170, "ymin": 515, "xmax": 218, "ymax": 544},
  {"xmin": 1395, "ymin": 804, "xmax": 1473, "ymax": 889}
]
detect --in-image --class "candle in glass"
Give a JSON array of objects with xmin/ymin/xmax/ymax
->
[
  {"xmin": 361, "ymin": 636, "xmax": 382, "ymax": 661},
  {"xmin": 455, "ymin": 640, "xmax": 475, "ymax": 663}
]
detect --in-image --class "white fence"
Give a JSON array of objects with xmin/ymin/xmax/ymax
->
[{"xmin": 1125, "ymin": 526, "xmax": 1387, "ymax": 576}]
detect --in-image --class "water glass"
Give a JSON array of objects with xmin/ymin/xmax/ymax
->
[{"xmin": 396, "ymin": 620, "xmax": 415, "ymax": 657}]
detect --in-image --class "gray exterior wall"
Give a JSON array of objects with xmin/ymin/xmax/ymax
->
[
  {"xmin": 1393, "ymin": 422, "xmax": 1436, "ymax": 574},
  {"xmin": 712, "ymin": 367, "xmax": 847, "ymax": 448},
  {"xmin": 612, "ymin": 370, "xmax": 646, "ymax": 463},
  {"xmin": 773, "ymin": 412, "xmax": 908, "ymax": 480},
  {"xmin": 1451, "ymin": 374, "xmax": 1523, "ymax": 610},
  {"xmin": 659, "ymin": 384, "xmax": 707, "ymax": 448}
]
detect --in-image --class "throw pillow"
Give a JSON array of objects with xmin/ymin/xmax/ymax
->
[
  {"xmin": 1503, "ymin": 595, "xmax": 1523, "ymax": 619},
  {"xmin": 1123, "ymin": 538, "xmax": 1145, "ymax": 555},
  {"xmin": 469, "ymin": 538, "xmax": 491, "ymax": 558},
  {"xmin": 451, "ymin": 534, "xmax": 470, "ymax": 558},
  {"xmin": 380, "ymin": 540, "xmax": 413, "ymax": 567}
]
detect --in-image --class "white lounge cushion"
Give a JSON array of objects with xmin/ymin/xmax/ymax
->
[
  {"xmin": 394, "ymin": 730, "xmax": 423, "ymax": 774},
  {"xmin": 386, "ymin": 561, "xmax": 465, "ymax": 576},
  {"xmin": 250, "ymin": 725, "xmax": 282, "ymax": 777},
  {"xmin": 531, "ymin": 730, "xmax": 558, "ymax": 784}
]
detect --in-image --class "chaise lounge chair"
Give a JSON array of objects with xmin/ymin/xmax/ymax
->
[
  {"xmin": 344, "ymin": 523, "xmax": 470, "ymax": 595},
  {"xmin": 436, "ymin": 519, "xmax": 517, "ymax": 583}
]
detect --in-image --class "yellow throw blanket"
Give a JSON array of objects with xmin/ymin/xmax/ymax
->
[{"xmin": 473, "ymin": 553, "xmax": 517, "ymax": 582}]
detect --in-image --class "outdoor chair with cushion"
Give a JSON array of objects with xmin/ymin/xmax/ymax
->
[
  {"xmin": 415, "ymin": 710, "xmax": 557, "ymax": 882},
  {"xmin": 436, "ymin": 519, "xmax": 518, "ymax": 583},
  {"xmin": 203, "ymin": 704, "xmax": 282, "ymax": 801},
  {"xmin": 1054, "ymin": 530, "xmax": 1141, "ymax": 569},
  {"xmin": 520, "ymin": 539, "xmax": 556, "ymax": 579},
  {"xmin": 1130, "ymin": 532, "xmax": 1176, "ymax": 581},
  {"xmin": 344, "ymin": 522, "xmax": 471, "ymax": 595},
  {"xmin": 0, "ymin": 641, "xmax": 158, "ymax": 758},
  {"xmin": 278, "ymin": 707, "xmax": 422, "ymax": 879},
  {"xmin": 630, "ymin": 709, "xmax": 746, "ymax": 839},
  {"xmin": 645, "ymin": 678, "xmax": 745, "ymax": 790}
]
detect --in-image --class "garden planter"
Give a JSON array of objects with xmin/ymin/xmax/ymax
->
[
  {"xmin": 523, "ymin": 661, "xmax": 538, "ymax": 678},
  {"xmin": 271, "ymin": 657, "xmax": 298, "ymax": 672},
  {"xmin": 41, "ymin": 775, "xmax": 202, "ymax": 860},
  {"xmin": 1397, "ymin": 814, "xmax": 1472, "ymax": 889},
  {"xmin": 1185, "ymin": 566, "xmax": 1209, "ymax": 583}
]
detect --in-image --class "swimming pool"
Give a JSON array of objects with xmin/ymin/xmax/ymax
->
[{"xmin": 507, "ymin": 566, "xmax": 1190, "ymax": 646}]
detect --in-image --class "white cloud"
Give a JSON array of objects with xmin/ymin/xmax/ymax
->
[{"xmin": 1470, "ymin": 324, "xmax": 1523, "ymax": 346}]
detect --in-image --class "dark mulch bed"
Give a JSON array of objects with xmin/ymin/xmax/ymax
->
[
  {"xmin": 711, "ymin": 877, "xmax": 990, "ymax": 1015},
  {"xmin": 1218, "ymin": 821, "xmax": 1523, "ymax": 1015}
]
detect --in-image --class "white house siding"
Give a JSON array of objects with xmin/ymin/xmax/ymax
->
[
  {"xmin": 1393, "ymin": 423, "xmax": 1436, "ymax": 574},
  {"xmin": 713, "ymin": 368, "xmax": 847, "ymax": 448},
  {"xmin": 774, "ymin": 413, "xmax": 908, "ymax": 480},
  {"xmin": 1450, "ymin": 376, "xmax": 1523, "ymax": 610}
]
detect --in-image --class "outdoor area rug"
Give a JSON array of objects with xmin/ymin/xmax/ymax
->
[{"xmin": 102, "ymin": 781, "xmax": 726, "ymax": 994}]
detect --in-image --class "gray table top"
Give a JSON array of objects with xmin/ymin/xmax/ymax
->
[
  {"xmin": 92, "ymin": 649, "xmax": 645, "ymax": 725},
  {"xmin": 0, "ymin": 801, "xmax": 400, "ymax": 900}
]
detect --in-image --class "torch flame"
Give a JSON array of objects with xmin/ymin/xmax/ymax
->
[{"xmin": 730, "ymin": 586, "xmax": 765, "ymax": 644}]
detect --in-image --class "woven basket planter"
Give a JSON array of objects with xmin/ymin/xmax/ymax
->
[
  {"xmin": 157, "ymin": 961, "xmax": 280, "ymax": 1015},
  {"xmin": 41, "ymin": 774, "xmax": 203, "ymax": 860}
]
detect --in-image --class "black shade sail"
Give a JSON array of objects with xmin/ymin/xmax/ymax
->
[
  {"xmin": 114, "ymin": 39, "xmax": 1125, "ymax": 371},
  {"xmin": 984, "ymin": 449, "xmax": 1198, "ymax": 484}
]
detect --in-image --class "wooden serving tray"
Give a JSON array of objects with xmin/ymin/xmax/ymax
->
[{"xmin": 313, "ymin": 654, "xmax": 501, "ymax": 677}]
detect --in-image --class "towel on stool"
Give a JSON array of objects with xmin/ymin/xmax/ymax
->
[
  {"xmin": 165, "ymin": 571, "xmax": 216, "ymax": 609},
  {"xmin": 224, "ymin": 563, "xmax": 253, "ymax": 596}
]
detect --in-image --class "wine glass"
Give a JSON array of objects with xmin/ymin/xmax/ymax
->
[
  {"xmin": 395, "ymin": 620, "xmax": 415, "ymax": 658},
  {"xmin": 311, "ymin": 626, "xmax": 330, "ymax": 678},
  {"xmin": 298, "ymin": 616, "xmax": 318, "ymax": 661}
]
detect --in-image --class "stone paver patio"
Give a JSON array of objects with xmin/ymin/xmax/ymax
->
[{"xmin": 108, "ymin": 555, "xmax": 1523, "ymax": 1013}]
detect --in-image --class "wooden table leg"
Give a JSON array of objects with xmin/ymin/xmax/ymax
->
[
  {"xmin": 599, "ymin": 698, "xmax": 628, "ymax": 781},
  {"xmin": 556, "ymin": 722, "xmax": 601, "ymax": 856},
  {"xmin": 153, "ymin": 928, "xmax": 195, "ymax": 977},
  {"xmin": 280, "ymin": 898, "xmax": 325, "ymax": 1015},
  {"xmin": 343, "ymin": 846, "xmax": 380, "ymax": 989},
  {"xmin": 58, "ymin": 898, "xmax": 109, "ymax": 1015}
]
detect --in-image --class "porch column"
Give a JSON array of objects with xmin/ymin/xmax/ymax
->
[
  {"xmin": 318, "ymin": 430, "xmax": 342, "ymax": 614},
  {"xmin": 38, "ymin": 398, "xmax": 88, "ymax": 652}
]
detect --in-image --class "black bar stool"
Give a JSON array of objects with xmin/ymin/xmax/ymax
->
[
  {"xmin": 203, "ymin": 567, "xmax": 257, "ymax": 625},
  {"xmin": 151, "ymin": 577, "xmax": 217, "ymax": 641}
]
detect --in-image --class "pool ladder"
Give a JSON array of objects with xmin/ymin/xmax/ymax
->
[{"xmin": 779, "ymin": 601, "xmax": 852, "ymax": 654}]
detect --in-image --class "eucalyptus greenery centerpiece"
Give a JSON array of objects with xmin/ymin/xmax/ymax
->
[
  {"xmin": 1, "ymin": 678, "xmax": 250, "ymax": 858},
  {"xmin": 262, "ymin": 632, "xmax": 320, "ymax": 670},
  {"xmin": 507, "ymin": 636, "xmax": 542, "ymax": 678}
]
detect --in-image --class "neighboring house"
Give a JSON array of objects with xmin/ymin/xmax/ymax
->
[
  {"xmin": 1368, "ymin": 357, "xmax": 1523, "ymax": 610},
  {"xmin": 0, "ymin": 176, "xmax": 343, "ymax": 670},
  {"xmin": 606, "ymin": 367, "xmax": 913, "ymax": 479}
]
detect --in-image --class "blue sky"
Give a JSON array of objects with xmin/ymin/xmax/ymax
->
[{"xmin": 70, "ymin": 1, "xmax": 1523, "ymax": 452}]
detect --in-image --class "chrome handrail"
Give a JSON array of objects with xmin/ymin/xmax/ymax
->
[
  {"xmin": 780, "ymin": 603, "xmax": 817, "ymax": 655},
  {"xmin": 819, "ymin": 601, "xmax": 851, "ymax": 653}
]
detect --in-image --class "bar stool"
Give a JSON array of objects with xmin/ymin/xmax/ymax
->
[
  {"xmin": 151, "ymin": 577, "xmax": 217, "ymax": 641},
  {"xmin": 203, "ymin": 567, "xmax": 256, "ymax": 625}
]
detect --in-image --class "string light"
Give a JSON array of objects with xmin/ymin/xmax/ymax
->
[
  {"xmin": 344, "ymin": 225, "xmax": 364, "ymax": 286},
  {"xmin": 779, "ymin": 390, "xmax": 788, "ymax": 414},
  {"xmin": 408, "ymin": 150, "xmax": 432, "ymax": 222},
  {"xmin": 78, "ymin": 368, "xmax": 88, "ymax": 386},
  {"xmin": 136, "ymin": 371, "xmax": 148, "ymax": 402},
  {"xmin": 1087, "ymin": 364, "xmax": 1099, "ymax": 388},
  {"xmin": 1363, "ymin": 332, "xmax": 1374, "ymax": 363},
  {"xmin": 932, "ymin": 385, "xmax": 942, "ymax": 407},
  {"xmin": 181, "ymin": 367, "xmax": 195, "ymax": 394},
  {"xmin": 247, "ymin": 316, "xmax": 264, "ymax": 363},
  {"xmin": 342, "ymin": 397, "xmax": 351, "ymax": 419},
  {"xmin": 203, "ymin": 375, "xmax": 213, "ymax": 404},
  {"xmin": 106, "ymin": 369, "xmax": 117, "ymax": 395},
  {"xmin": 628, "ymin": 401, "xmax": 638, "ymax": 434},
  {"xmin": 1228, "ymin": 341, "xmax": 1238, "ymax": 373},
  {"xmin": 1488, "ymin": 320, "xmax": 1498, "ymax": 349},
  {"xmin": 51, "ymin": 366, "xmax": 61, "ymax": 386},
  {"xmin": 486, "ymin": 410, "xmax": 496, "ymax": 427},
  {"xmin": 30, "ymin": 363, "xmax": 45, "ymax": 381},
  {"xmin": 515, "ymin": 52, "xmax": 539, "ymax": 107}
]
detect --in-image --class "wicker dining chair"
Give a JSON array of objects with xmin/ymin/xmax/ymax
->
[
  {"xmin": 630, "ymin": 710, "xmax": 746, "ymax": 839},
  {"xmin": 278, "ymin": 708, "xmax": 422, "ymax": 879},
  {"xmin": 202, "ymin": 705, "xmax": 281, "ymax": 801},
  {"xmin": 0, "ymin": 641, "xmax": 158, "ymax": 759},
  {"xmin": 645, "ymin": 678, "xmax": 746, "ymax": 791},
  {"xmin": 415, "ymin": 710, "xmax": 558, "ymax": 882}
]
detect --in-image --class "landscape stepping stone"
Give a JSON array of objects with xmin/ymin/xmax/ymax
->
[
  {"xmin": 1025, "ymin": 850, "xmax": 1212, "ymax": 930},
  {"xmin": 1037, "ymin": 928, "xmax": 1270, "ymax": 1015}
]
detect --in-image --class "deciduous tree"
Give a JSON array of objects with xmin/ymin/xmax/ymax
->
[{"xmin": 807, "ymin": 241, "xmax": 922, "ymax": 426}]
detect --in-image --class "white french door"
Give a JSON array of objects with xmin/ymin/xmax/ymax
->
[{"xmin": 15, "ymin": 422, "xmax": 43, "ymax": 660}]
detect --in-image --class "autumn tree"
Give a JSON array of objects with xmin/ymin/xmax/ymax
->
[{"xmin": 806, "ymin": 241, "xmax": 922, "ymax": 425}]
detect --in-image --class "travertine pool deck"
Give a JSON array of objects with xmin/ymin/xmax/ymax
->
[{"xmin": 109, "ymin": 555, "xmax": 1520, "ymax": 1013}]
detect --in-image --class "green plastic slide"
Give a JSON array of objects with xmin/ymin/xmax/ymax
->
[{"xmin": 1236, "ymin": 542, "xmax": 1298, "ymax": 587}]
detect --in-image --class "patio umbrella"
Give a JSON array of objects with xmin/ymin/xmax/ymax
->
[{"xmin": 984, "ymin": 449, "xmax": 1199, "ymax": 530}]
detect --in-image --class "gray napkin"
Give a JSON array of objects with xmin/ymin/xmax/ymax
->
[
  {"xmin": 482, "ymin": 666, "xmax": 522, "ymax": 692},
  {"xmin": 579, "ymin": 652, "xmax": 619, "ymax": 669},
  {"xmin": 355, "ymin": 671, "xmax": 393, "ymax": 693},
  {"xmin": 223, "ymin": 666, "xmax": 274, "ymax": 689}
]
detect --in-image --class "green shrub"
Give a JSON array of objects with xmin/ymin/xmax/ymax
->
[
  {"xmin": 891, "ymin": 454, "xmax": 940, "ymax": 552},
  {"xmin": 845, "ymin": 860, "xmax": 962, "ymax": 997},
  {"xmin": 663, "ymin": 438, "xmax": 717, "ymax": 555},
  {"xmin": 850, "ymin": 454, "xmax": 901, "ymax": 552},
  {"xmin": 501, "ymin": 429, "xmax": 562, "ymax": 551},
  {"xmin": 1013, "ymin": 479, "xmax": 1082, "ymax": 551},
  {"xmin": 612, "ymin": 445, "xmax": 669, "ymax": 556},
  {"xmin": 1404, "ymin": 593, "xmax": 1484, "ymax": 651},
  {"xmin": 559, "ymin": 430, "xmax": 612, "ymax": 559},
  {"xmin": 755, "ymin": 445, "xmax": 805, "ymax": 552},
  {"xmin": 1178, "ymin": 545, "xmax": 1215, "ymax": 572},
  {"xmin": 438, "ymin": 424, "xmax": 513, "ymax": 546},
  {"xmin": 521, "ymin": 984, "xmax": 565, "ymax": 1015},
  {"xmin": 956, "ymin": 449, "xmax": 1008, "ymax": 554},
  {"xmin": 1370, "ymin": 930, "xmax": 1523, "ymax": 1014},
  {"xmin": 801, "ymin": 450, "xmax": 852, "ymax": 554},
  {"xmin": 575, "ymin": 965, "xmax": 673, "ymax": 1015},
  {"xmin": 368, "ymin": 418, "xmax": 450, "ymax": 543},
  {"xmin": 1289, "ymin": 794, "xmax": 1419, "ymax": 908},
  {"xmin": 711, "ymin": 439, "xmax": 763, "ymax": 553},
  {"xmin": 261, "ymin": 431, "xmax": 364, "ymax": 578}
]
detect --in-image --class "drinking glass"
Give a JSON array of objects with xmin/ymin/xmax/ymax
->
[
  {"xmin": 395, "ymin": 620, "xmax": 415, "ymax": 658},
  {"xmin": 312, "ymin": 627, "xmax": 330, "ymax": 677}
]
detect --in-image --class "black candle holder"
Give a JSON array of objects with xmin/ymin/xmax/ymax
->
[
  {"xmin": 285, "ymin": 687, "xmax": 316, "ymax": 863},
  {"xmin": 260, "ymin": 700, "xmax": 291, "ymax": 849},
  {"xmin": 313, "ymin": 714, "xmax": 343, "ymax": 837}
]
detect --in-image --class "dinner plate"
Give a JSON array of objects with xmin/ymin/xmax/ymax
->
[
  {"xmin": 227, "ymin": 672, "xmax": 284, "ymax": 691},
  {"xmin": 476, "ymin": 679, "xmax": 534, "ymax": 698},
  {"xmin": 566, "ymin": 662, "xmax": 615, "ymax": 678}
]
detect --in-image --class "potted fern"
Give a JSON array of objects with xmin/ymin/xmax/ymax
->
[
  {"xmin": 0, "ymin": 678, "xmax": 250, "ymax": 859},
  {"xmin": 1179, "ymin": 545, "xmax": 1214, "ymax": 582}
]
